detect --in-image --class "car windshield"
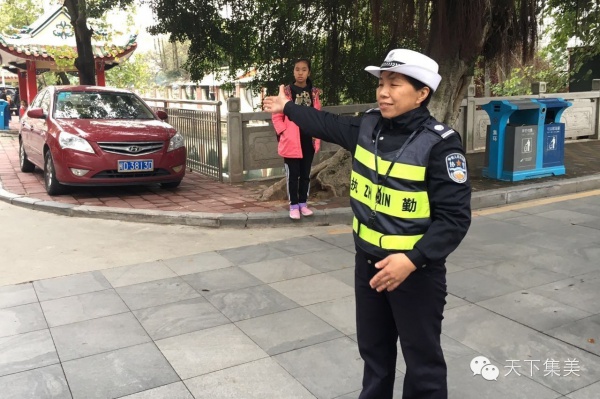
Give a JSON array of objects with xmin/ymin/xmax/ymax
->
[{"xmin": 53, "ymin": 91, "xmax": 155, "ymax": 120}]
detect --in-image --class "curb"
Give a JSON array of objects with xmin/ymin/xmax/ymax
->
[{"xmin": 2, "ymin": 174, "xmax": 600, "ymax": 228}]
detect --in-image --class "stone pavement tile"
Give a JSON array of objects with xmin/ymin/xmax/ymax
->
[
  {"xmin": 184, "ymin": 358, "xmax": 316, "ymax": 399},
  {"xmin": 478, "ymin": 210, "xmax": 530, "ymax": 220},
  {"xmin": 133, "ymin": 297, "xmax": 229, "ymax": 340},
  {"xmin": 462, "ymin": 217, "xmax": 539, "ymax": 245},
  {"xmin": 270, "ymin": 274, "xmax": 354, "ymax": 306},
  {"xmin": 447, "ymin": 269, "xmax": 522, "ymax": 302},
  {"xmin": 181, "ymin": 266, "xmax": 263, "ymax": 294},
  {"xmin": 326, "ymin": 268, "xmax": 354, "ymax": 288},
  {"xmin": 0, "ymin": 330, "xmax": 59, "ymax": 377},
  {"xmin": 546, "ymin": 315, "xmax": 600, "ymax": 356},
  {"xmin": 40, "ymin": 289, "xmax": 129, "ymax": 327},
  {"xmin": 235, "ymin": 307, "xmax": 344, "ymax": 356},
  {"xmin": 101, "ymin": 261, "xmax": 177, "ymax": 288},
  {"xmin": 446, "ymin": 293, "xmax": 470, "ymax": 310},
  {"xmin": 529, "ymin": 276, "xmax": 600, "ymax": 314},
  {"xmin": 0, "ymin": 364, "xmax": 71, "ymax": 399},
  {"xmin": 477, "ymin": 292, "xmax": 592, "ymax": 332},
  {"xmin": 156, "ymin": 324, "xmax": 268, "ymax": 380},
  {"xmin": 443, "ymin": 304, "xmax": 600, "ymax": 395},
  {"xmin": 0, "ymin": 283, "xmax": 38, "ymax": 309},
  {"xmin": 267, "ymin": 236, "xmax": 338, "ymax": 256},
  {"xmin": 306, "ymin": 295, "xmax": 356, "ymax": 336},
  {"xmin": 0, "ymin": 302, "xmax": 47, "ymax": 338},
  {"xmin": 476, "ymin": 260, "xmax": 569, "ymax": 290},
  {"xmin": 62, "ymin": 342, "xmax": 179, "ymax": 399},
  {"xmin": 240, "ymin": 257, "xmax": 320, "ymax": 284},
  {"xmin": 217, "ymin": 244, "xmax": 288, "ymax": 266},
  {"xmin": 115, "ymin": 277, "xmax": 201, "ymax": 311},
  {"xmin": 534, "ymin": 209, "xmax": 600, "ymax": 226},
  {"xmin": 51, "ymin": 312, "xmax": 151, "ymax": 361},
  {"xmin": 161, "ymin": 251, "xmax": 233, "ymax": 276},
  {"xmin": 33, "ymin": 271, "xmax": 111, "ymax": 301},
  {"xmin": 274, "ymin": 337, "xmax": 363, "ymax": 399},
  {"xmin": 503, "ymin": 215, "xmax": 600, "ymax": 244},
  {"xmin": 336, "ymin": 375, "xmax": 405, "ymax": 399},
  {"xmin": 293, "ymin": 247, "xmax": 356, "ymax": 272},
  {"xmin": 120, "ymin": 382, "xmax": 193, "ymax": 398},
  {"xmin": 204, "ymin": 284, "xmax": 298, "ymax": 322},
  {"xmin": 447, "ymin": 354, "xmax": 563, "ymax": 399},
  {"xmin": 446, "ymin": 241, "xmax": 507, "ymax": 269},
  {"xmin": 506, "ymin": 246, "xmax": 599, "ymax": 278},
  {"xmin": 446, "ymin": 262, "xmax": 466, "ymax": 273},
  {"xmin": 566, "ymin": 381, "xmax": 600, "ymax": 399},
  {"xmin": 311, "ymin": 232, "xmax": 354, "ymax": 248}
]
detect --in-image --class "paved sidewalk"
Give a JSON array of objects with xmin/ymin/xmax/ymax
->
[{"xmin": 1, "ymin": 194, "xmax": 599, "ymax": 398}]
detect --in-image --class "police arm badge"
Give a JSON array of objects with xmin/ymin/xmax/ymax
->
[{"xmin": 446, "ymin": 153, "xmax": 467, "ymax": 183}]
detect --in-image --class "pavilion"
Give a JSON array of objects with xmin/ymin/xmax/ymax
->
[{"xmin": 0, "ymin": 6, "xmax": 138, "ymax": 104}]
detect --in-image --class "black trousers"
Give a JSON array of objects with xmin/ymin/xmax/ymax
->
[
  {"xmin": 284, "ymin": 150, "xmax": 314, "ymax": 205},
  {"xmin": 355, "ymin": 248, "xmax": 448, "ymax": 399}
]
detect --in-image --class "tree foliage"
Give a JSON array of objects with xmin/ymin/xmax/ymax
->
[
  {"xmin": 0, "ymin": 0, "xmax": 43, "ymax": 31},
  {"xmin": 106, "ymin": 52, "xmax": 154, "ymax": 91},
  {"xmin": 543, "ymin": 0, "xmax": 600, "ymax": 80},
  {"xmin": 147, "ymin": 0, "xmax": 540, "ymax": 123}
]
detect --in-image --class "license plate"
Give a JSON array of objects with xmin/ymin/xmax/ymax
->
[{"xmin": 118, "ymin": 160, "xmax": 154, "ymax": 172}]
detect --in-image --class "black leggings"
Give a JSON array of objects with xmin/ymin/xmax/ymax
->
[{"xmin": 284, "ymin": 149, "xmax": 314, "ymax": 205}]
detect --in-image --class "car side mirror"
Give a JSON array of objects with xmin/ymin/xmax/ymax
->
[
  {"xmin": 27, "ymin": 108, "xmax": 45, "ymax": 119},
  {"xmin": 156, "ymin": 110, "xmax": 168, "ymax": 120}
]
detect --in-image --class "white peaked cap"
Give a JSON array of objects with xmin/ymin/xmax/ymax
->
[{"xmin": 365, "ymin": 49, "xmax": 442, "ymax": 92}]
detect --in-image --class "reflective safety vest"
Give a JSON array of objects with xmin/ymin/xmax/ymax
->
[{"xmin": 350, "ymin": 109, "xmax": 456, "ymax": 258}]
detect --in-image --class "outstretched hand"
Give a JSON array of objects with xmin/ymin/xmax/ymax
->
[
  {"xmin": 263, "ymin": 85, "xmax": 290, "ymax": 114},
  {"xmin": 369, "ymin": 253, "xmax": 417, "ymax": 292}
]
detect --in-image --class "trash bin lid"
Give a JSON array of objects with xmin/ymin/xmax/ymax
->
[
  {"xmin": 506, "ymin": 99, "xmax": 543, "ymax": 110},
  {"xmin": 532, "ymin": 98, "xmax": 572, "ymax": 109}
]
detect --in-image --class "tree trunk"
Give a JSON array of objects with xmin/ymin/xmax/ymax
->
[
  {"xmin": 426, "ymin": 56, "xmax": 471, "ymax": 126},
  {"xmin": 64, "ymin": 0, "xmax": 96, "ymax": 85},
  {"xmin": 56, "ymin": 72, "xmax": 71, "ymax": 85}
]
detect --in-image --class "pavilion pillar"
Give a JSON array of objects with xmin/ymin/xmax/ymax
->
[
  {"xmin": 95, "ymin": 61, "xmax": 105, "ymax": 86},
  {"xmin": 18, "ymin": 71, "xmax": 28, "ymax": 104},
  {"xmin": 26, "ymin": 61, "xmax": 37, "ymax": 103}
]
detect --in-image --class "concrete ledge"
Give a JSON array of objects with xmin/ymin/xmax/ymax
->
[
  {"xmin": 218, "ymin": 213, "xmax": 248, "ymax": 228},
  {"xmin": 324, "ymin": 207, "xmax": 353, "ymax": 226},
  {"xmin": 0, "ymin": 188, "xmax": 21, "ymax": 203},
  {"xmin": 11, "ymin": 196, "xmax": 41, "ymax": 209},
  {"xmin": 35, "ymin": 201, "xmax": 75, "ymax": 216}
]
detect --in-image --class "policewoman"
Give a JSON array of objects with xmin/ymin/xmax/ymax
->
[{"xmin": 263, "ymin": 49, "xmax": 471, "ymax": 399}]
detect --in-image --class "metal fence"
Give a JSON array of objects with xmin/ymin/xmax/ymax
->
[{"xmin": 143, "ymin": 98, "xmax": 224, "ymax": 181}]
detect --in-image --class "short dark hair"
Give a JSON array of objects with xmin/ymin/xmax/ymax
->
[{"xmin": 404, "ymin": 75, "xmax": 434, "ymax": 107}]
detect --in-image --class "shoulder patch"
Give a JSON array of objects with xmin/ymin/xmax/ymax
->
[
  {"xmin": 446, "ymin": 153, "xmax": 468, "ymax": 183},
  {"xmin": 424, "ymin": 119, "xmax": 456, "ymax": 139}
]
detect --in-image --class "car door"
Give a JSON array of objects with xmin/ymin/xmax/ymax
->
[{"xmin": 26, "ymin": 90, "xmax": 51, "ymax": 166}]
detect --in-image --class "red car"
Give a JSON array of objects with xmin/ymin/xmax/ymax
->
[{"xmin": 19, "ymin": 86, "xmax": 186, "ymax": 195}]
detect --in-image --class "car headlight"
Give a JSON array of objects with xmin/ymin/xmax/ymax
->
[
  {"xmin": 59, "ymin": 132, "xmax": 95, "ymax": 154},
  {"xmin": 167, "ymin": 132, "xmax": 185, "ymax": 152}
]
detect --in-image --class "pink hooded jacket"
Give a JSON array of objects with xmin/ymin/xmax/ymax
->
[{"xmin": 271, "ymin": 85, "xmax": 321, "ymax": 158}]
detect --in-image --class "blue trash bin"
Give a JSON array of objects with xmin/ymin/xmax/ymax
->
[
  {"xmin": 482, "ymin": 99, "xmax": 546, "ymax": 181},
  {"xmin": 0, "ymin": 100, "xmax": 9, "ymax": 130},
  {"xmin": 532, "ymin": 98, "xmax": 572, "ymax": 173}
]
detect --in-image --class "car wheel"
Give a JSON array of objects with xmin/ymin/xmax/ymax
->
[
  {"xmin": 160, "ymin": 180, "xmax": 182, "ymax": 189},
  {"xmin": 44, "ymin": 151, "xmax": 65, "ymax": 195},
  {"xmin": 19, "ymin": 140, "xmax": 35, "ymax": 172}
]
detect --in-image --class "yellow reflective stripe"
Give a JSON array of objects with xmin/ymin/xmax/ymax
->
[
  {"xmin": 349, "ymin": 171, "xmax": 430, "ymax": 219},
  {"xmin": 353, "ymin": 218, "xmax": 423, "ymax": 251},
  {"xmin": 354, "ymin": 145, "xmax": 426, "ymax": 181}
]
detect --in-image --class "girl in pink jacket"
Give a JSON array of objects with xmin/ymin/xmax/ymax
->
[{"xmin": 271, "ymin": 59, "xmax": 322, "ymax": 219}]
